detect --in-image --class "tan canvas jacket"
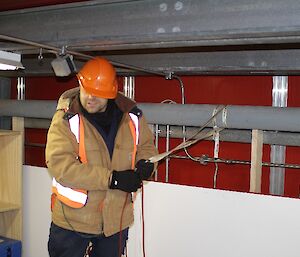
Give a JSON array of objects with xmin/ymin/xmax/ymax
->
[{"xmin": 46, "ymin": 87, "xmax": 158, "ymax": 236}]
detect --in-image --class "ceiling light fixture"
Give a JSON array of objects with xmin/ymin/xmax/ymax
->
[{"xmin": 0, "ymin": 50, "xmax": 24, "ymax": 70}]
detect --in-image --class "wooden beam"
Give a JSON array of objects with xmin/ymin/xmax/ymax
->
[
  {"xmin": 12, "ymin": 117, "xmax": 24, "ymax": 163},
  {"xmin": 250, "ymin": 129, "xmax": 263, "ymax": 193}
]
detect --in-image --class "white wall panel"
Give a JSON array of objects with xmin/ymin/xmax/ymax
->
[
  {"xmin": 128, "ymin": 182, "xmax": 300, "ymax": 257},
  {"xmin": 22, "ymin": 166, "xmax": 300, "ymax": 257},
  {"xmin": 23, "ymin": 165, "xmax": 51, "ymax": 257}
]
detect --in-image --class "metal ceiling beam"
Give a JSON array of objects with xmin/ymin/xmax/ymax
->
[
  {"xmin": 1, "ymin": 0, "xmax": 300, "ymax": 52},
  {"xmin": 12, "ymin": 48, "xmax": 300, "ymax": 76},
  {"xmin": 108, "ymin": 49, "xmax": 300, "ymax": 75},
  {"xmin": 2, "ymin": 1, "xmax": 300, "ymax": 75}
]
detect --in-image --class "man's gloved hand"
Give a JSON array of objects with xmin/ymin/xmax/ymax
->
[
  {"xmin": 109, "ymin": 170, "xmax": 142, "ymax": 193},
  {"xmin": 135, "ymin": 159, "xmax": 154, "ymax": 180}
]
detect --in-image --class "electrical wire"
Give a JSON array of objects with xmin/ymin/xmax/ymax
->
[
  {"xmin": 62, "ymin": 198, "xmax": 129, "ymax": 257},
  {"xmin": 170, "ymin": 74, "xmax": 226, "ymax": 188},
  {"xmin": 212, "ymin": 122, "xmax": 220, "ymax": 189},
  {"xmin": 119, "ymin": 193, "xmax": 129, "ymax": 257},
  {"xmin": 213, "ymin": 162, "xmax": 219, "ymax": 189},
  {"xmin": 181, "ymin": 106, "xmax": 225, "ymax": 187},
  {"xmin": 61, "ymin": 204, "xmax": 98, "ymax": 239},
  {"xmin": 159, "ymin": 75, "xmax": 186, "ymax": 182},
  {"xmin": 162, "ymin": 75, "xmax": 223, "ymax": 188},
  {"xmin": 160, "ymin": 99, "xmax": 177, "ymax": 104}
]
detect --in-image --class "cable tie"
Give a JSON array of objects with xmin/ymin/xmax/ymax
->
[
  {"xmin": 165, "ymin": 71, "xmax": 174, "ymax": 80},
  {"xmin": 222, "ymin": 106, "xmax": 228, "ymax": 128},
  {"xmin": 212, "ymin": 106, "xmax": 219, "ymax": 129}
]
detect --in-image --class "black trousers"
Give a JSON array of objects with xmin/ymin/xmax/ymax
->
[{"xmin": 48, "ymin": 223, "xmax": 129, "ymax": 257}]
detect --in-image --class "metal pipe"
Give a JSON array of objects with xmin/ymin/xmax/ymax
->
[
  {"xmin": 170, "ymin": 155, "xmax": 300, "ymax": 170},
  {"xmin": 157, "ymin": 126, "xmax": 300, "ymax": 147},
  {"xmin": 24, "ymin": 118, "xmax": 51, "ymax": 129},
  {"xmin": 0, "ymin": 100, "xmax": 56, "ymax": 118},
  {"xmin": 3, "ymin": 100, "xmax": 300, "ymax": 132},
  {"xmin": 23, "ymin": 119, "xmax": 300, "ymax": 147},
  {"xmin": 25, "ymin": 142, "xmax": 45, "ymax": 148},
  {"xmin": 139, "ymin": 103, "xmax": 300, "ymax": 132}
]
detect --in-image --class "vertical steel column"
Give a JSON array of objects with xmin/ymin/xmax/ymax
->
[
  {"xmin": 270, "ymin": 76, "xmax": 288, "ymax": 195},
  {"xmin": 123, "ymin": 76, "xmax": 135, "ymax": 100},
  {"xmin": 17, "ymin": 77, "xmax": 25, "ymax": 100},
  {"xmin": 0, "ymin": 77, "xmax": 11, "ymax": 129}
]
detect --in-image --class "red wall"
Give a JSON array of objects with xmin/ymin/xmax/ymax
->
[{"xmin": 12, "ymin": 75, "xmax": 300, "ymax": 198}]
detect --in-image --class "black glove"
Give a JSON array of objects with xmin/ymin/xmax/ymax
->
[
  {"xmin": 109, "ymin": 170, "xmax": 142, "ymax": 193},
  {"xmin": 135, "ymin": 159, "xmax": 154, "ymax": 180}
]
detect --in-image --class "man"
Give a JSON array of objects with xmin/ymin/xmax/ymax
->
[{"xmin": 46, "ymin": 57, "xmax": 158, "ymax": 257}]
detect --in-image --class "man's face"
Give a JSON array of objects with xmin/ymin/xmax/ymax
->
[{"xmin": 79, "ymin": 85, "xmax": 108, "ymax": 113}]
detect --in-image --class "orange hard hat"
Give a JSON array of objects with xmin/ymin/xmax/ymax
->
[{"xmin": 77, "ymin": 57, "xmax": 118, "ymax": 99}]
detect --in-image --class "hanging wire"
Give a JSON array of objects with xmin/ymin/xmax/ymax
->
[
  {"xmin": 168, "ymin": 74, "xmax": 228, "ymax": 188},
  {"xmin": 165, "ymin": 124, "xmax": 170, "ymax": 182},
  {"xmin": 158, "ymin": 100, "xmax": 176, "ymax": 182},
  {"xmin": 160, "ymin": 74, "xmax": 186, "ymax": 182},
  {"xmin": 212, "ymin": 108, "xmax": 220, "ymax": 189},
  {"xmin": 154, "ymin": 124, "xmax": 159, "ymax": 181},
  {"xmin": 172, "ymin": 74, "xmax": 186, "ymax": 143}
]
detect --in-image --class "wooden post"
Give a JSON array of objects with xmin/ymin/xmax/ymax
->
[
  {"xmin": 250, "ymin": 129, "xmax": 263, "ymax": 193},
  {"xmin": 12, "ymin": 117, "xmax": 25, "ymax": 163}
]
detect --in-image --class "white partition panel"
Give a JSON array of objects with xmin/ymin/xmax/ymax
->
[
  {"xmin": 23, "ymin": 165, "xmax": 52, "ymax": 257},
  {"xmin": 128, "ymin": 182, "xmax": 300, "ymax": 257},
  {"xmin": 22, "ymin": 166, "xmax": 300, "ymax": 257}
]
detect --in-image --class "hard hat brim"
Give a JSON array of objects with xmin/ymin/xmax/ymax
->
[{"xmin": 77, "ymin": 74, "xmax": 118, "ymax": 99}]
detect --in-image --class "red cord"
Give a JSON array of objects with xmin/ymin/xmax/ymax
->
[
  {"xmin": 119, "ymin": 193, "xmax": 129, "ymax": 257},
  {"xmin": 119, "ymin": 186, "xmax": 146, "ymax": 257}
]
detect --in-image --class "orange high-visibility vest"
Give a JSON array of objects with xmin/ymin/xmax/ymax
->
[{"xmin": 52, "ymin": 112, "xmax": 140, "ymax": 209}]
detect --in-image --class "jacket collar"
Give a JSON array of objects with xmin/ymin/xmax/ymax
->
[{"xmin": 56, "ymin": 87, "xmax": 137, "ymax": 114}]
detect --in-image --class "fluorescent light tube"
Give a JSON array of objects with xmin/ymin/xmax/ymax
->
[{"xmin": 0, "ymin": 50, "xmax": 24, "ymax": 70}]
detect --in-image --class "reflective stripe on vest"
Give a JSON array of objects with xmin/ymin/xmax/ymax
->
[
  {"xmin": 52, "ymin": 114, "xmax": 88, "ymax": 209},
  {"xmin": 69, "ymin": 114, "xmax": 88, "ymax": 163},
  {"xmin": 52, "ymin": 178, "xmax": 88, "ymax": 208},
  {"xmin": 128, "ymin": 113, "xmax": 139, "ymax": 169},
  {"xmin": 52, "ymin": 112, "xmax": 140, "ymax": 208}
]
